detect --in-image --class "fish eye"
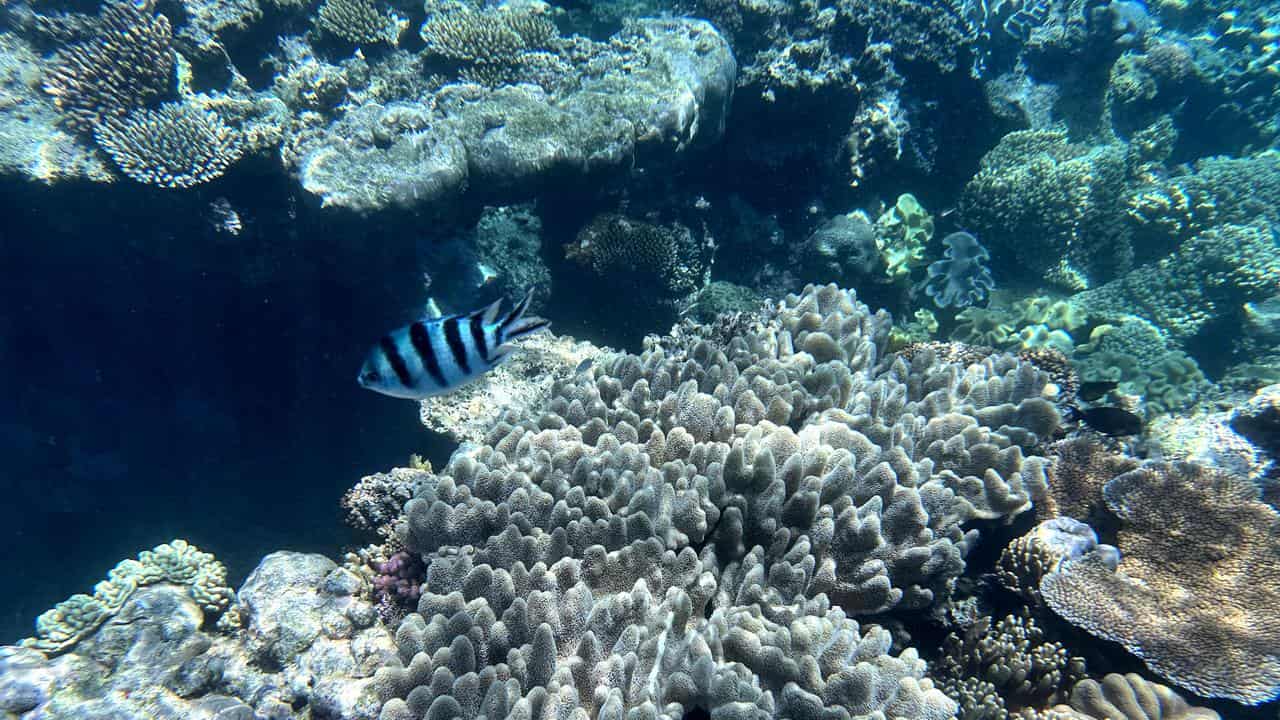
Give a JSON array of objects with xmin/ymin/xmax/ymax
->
[{"xmin": 362, "ymin": 370, "xmax": 380, "ymax": 383}]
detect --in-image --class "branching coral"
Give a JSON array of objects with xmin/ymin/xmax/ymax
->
[
  {"xmin": 959, "ymin": 130, "xmax": 1132, "ymax": 285},
  {"xmin": 1041, "ymin": 462, "xmax": 1280, "ymax": 704},
  {"xmin": 934, "ymin": 612, "xmax": 1085, "ymax": 718},
  {"xmin": 21, "ymin": 540, "xmax": 233, "ymax": 655},
  {"xmin": 41, "ymin": 0, "xmax": 175, "ymax": 133},
  {"xmin": 372, "ymin": 283, "xmax": 1060, "ymax": 718},
  {"xmin": 94, "ymin": 102, "xmax": 245, "ymax": 187},
  {"xmin": 315, "ymin": 0, "xmax": 407, "ymax": 45},
  {"xmin": 420, "ymin": 7, "xmax": 557, "ymax": 64}
]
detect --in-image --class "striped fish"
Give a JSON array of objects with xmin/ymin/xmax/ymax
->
[{"xmin": 358, "ymin": 292, "xmax": 549, "ymax": 400}]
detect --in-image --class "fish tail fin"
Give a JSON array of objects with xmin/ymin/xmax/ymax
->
[{"xmin": 498, "ymin": 290, "xmax": 549, "ymax": 342}]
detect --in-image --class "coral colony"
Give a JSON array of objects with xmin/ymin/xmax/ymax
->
[{"xmin": 2, "ymin": 0, "xmax": 1280, "ymax": 717}]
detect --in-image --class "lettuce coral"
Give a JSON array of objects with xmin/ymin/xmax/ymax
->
[{"xmin": 875, "ymin": 193, "xmax": 932, "ymax": 280}]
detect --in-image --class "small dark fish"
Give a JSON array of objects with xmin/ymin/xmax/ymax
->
[
  {"xmin": 1077, "ymin": 380, "xmax": 1119, "ymax": 402},
  {"xmin": 1067, "ymin": 405, "xmax": 1144, "ymax": 437},
  {"xmin": 575, "ymin": 358, "xmax": 594, "ymax": 375}
]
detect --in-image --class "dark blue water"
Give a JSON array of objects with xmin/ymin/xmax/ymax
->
[{"xmin": 0, "ymin": 176, "xmax": 455, "ymax": 642}]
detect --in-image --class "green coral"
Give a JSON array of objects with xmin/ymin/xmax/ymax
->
[
  {"xmin": 21, "ymin": 539, "xmax": 233, "ymax": 655},
  {"xmin": 1017, "ymin": 324, "xmax": 1075, "ymax": 354},
  {"xmin": 875, "ymin": 192, "xmax": 933, "ymax": 280}
]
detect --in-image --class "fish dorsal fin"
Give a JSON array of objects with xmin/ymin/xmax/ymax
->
[
  {"xmin": 423, "ymin": 297, "xmax": 444, "ymax": 319},
  {"xmin": 478, "ymin": 298, "xmax": 504, "ymax": 326}
]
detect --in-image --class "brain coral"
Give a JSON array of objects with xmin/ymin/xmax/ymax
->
[
  {"xmin": 1041, "ymin": 462, "xmax": 1280, "ymax": 704},
  {"xmin": 374, "ymin": 283, "xmax": 1061, "ymax": 719}
]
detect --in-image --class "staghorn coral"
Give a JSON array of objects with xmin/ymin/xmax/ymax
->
[
  {"xmin": 41, "ymin": 0, "xmax": 175, "ymax": 133},
  {"xmin": 420, "ymin": 7, "xmax": 557, "ymax": 64},
  {"xmin": 371, "ymin": 283, "xmax": 1061, "ymax": 718},
  {"xmin": 21, "ymin": 539, "xmax": 233, "ymax": 655},
  {"xmin": 315, "ymin": 0, "xmax": 407, "ymax": 45},
  {"xmin": 924, "ymin": 231, "xmax": 995, "ymax": 309},
  {"xmin": 94, "ymin": 101, "xmax": 245, "ymax": 187},
  {"xmin": 1041, "ymin": 462, "xmax": 1280, "ymax": 704},
  {"xmin": 934, "ymin": 612, "xmax": 1085, "ymax": 719}
]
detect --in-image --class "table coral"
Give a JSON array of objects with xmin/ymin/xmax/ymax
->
[{"xmin": 1040, "ymin": 462, "xmax": 1280, "ymax": 704}]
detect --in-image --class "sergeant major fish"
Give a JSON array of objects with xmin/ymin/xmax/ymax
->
[{"xmin": 358, "ymin": 293, "xmax": 548, "ymax": 400}]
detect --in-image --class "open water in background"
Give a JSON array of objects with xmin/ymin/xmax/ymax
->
[{"xmin": 0, "ymin": 176, "xmax": 452, "ymax": 642}]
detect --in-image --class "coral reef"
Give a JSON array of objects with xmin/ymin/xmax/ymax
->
[
  {"xmin": 1074, "ymin": 222, "xmax": 1280, "ymax": 341},
  {"xmin": 21, "ymin": 539, "xmax": 233, "ymax": 655},
  {"xmin": 2, "ymin": 552, "xmax": 396, "ymax": 719},
  {"xmin": 94, "ymin": 102, "xmax": 244, "ymax": 187},
  {"xmin": 934, "ymin": 612, "xmax": 1084, "ymax": 719},
  {"xmin": 41, "ymin": 0, "xmax": 175, "ymax": 134},
  {"xmin": 372, "ymin": 283, "xmax": 1060, "ymax": 717},
  {"xmin": 315, "ymin": 0, "xmax": 406, "ymax": 45},
  {"xmin": 1041, "ymin": 462, "xmax": 1280, "ymax": 704},
  {"xmin": 924, "ymin": 231, "xmax": 995, "ymax": 309},
  {"xmin": 289, "ymin": 18, "xmax": 735, "ymax": 211},
  {"xmin": 959, "ymin": 130, "xmax": 1132, "ymax": 286}
]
